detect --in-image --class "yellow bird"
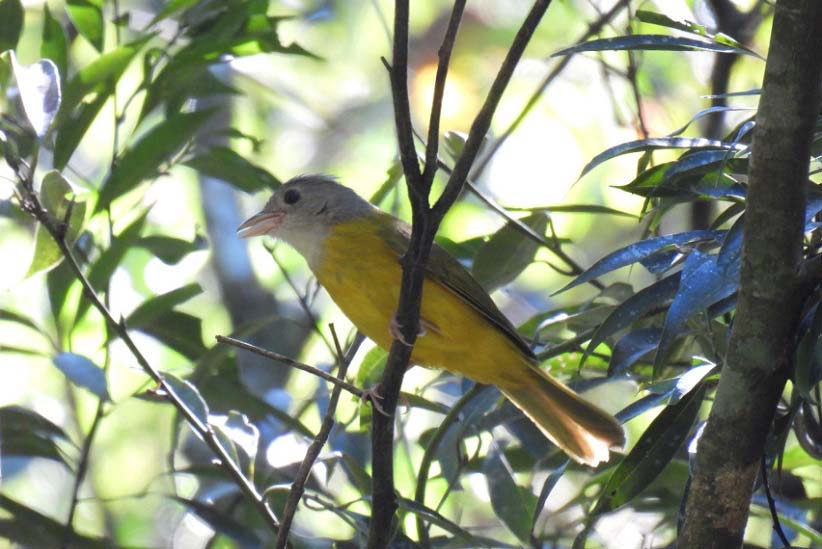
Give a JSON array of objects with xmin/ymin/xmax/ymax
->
[{"xmin": 238, "ymin": 175, "xmax": 624, "ymax": 465}]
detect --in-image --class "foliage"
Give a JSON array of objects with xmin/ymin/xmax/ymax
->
[{"xmin": 0, "ymin": 1, "xmax": 819, "ymax": 547}]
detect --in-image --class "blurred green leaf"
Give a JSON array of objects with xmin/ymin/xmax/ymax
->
[
  {"xmin": 169, "ymin": 496, "xmax": 261, "ymax": 545},
  {"xmin": 594, "ymin": 381, "xmax": 707, "ymax": 514},
  {"xmin": 355, "ymin": 346, "xmax": 387, "ymax": 431},
  {"xmin": 472, "ymin": 213, "xmax": 548, "ymax": 291},
  {"xmin": 10, "ymin": 54, "xmax": 61, "ymax": 139},
  {"xmin": 40, "ymin": 4, "xmax": 68, "ymax": 79},
  {"xmin": 53, "ymin": 352, "xmax": 110, "ymax": 400},
  {"xmin": 96, "ymin": 109, "xmax": 216, "ymax": 212},
  {"xmin": 137, "ymin": 234, "xmax": 208, "ymax": 264},
  {"xmin": 483, "ymin": 444, "xmax": 537, "ymax": 542},
  {"xmin": 0, "ymin": 0, "xmax": 23, "ymax": 52},
  {"xmin": 512, "ymin": 203, "xmax": 636, "ymax": 217},
  {"xmin": 531, "ymin": 459, "xmax": 568, "ymax": 536},
  {"xmin": 66, "ymin": 0, "xmax": 104, "ymax": 51},
  {"xmin": 553, "ymin": 34, "xmax": 761, "ymax": 59},
  {"xmin": 0, "ymin": 308, "xmax": 45, "ymax": 334},
  {"xmin": 26, "ymin": 171, "xmax": 86, "ymax": 277},
  {"xmin": 0, "ymin": 405, "xmax": 73, "ymax": 467},
  {"xmin": 398, "ymin": 497, "xmax": 515, "ymax": 548},
  {"xmin": 127, "ymin": 283, "xmax": 202, "ymax": 327},
  {"xmin": 53, "ymin": 86, "xmax": 110, "ymax": 169},
  {"xmin": 163, "ymin": 373, "xmax": 209, "ymax": 426},
  {"xmin": 183, "ymin": 146, "xmax": 279, "ymax": 193},
  {"xmin": 0, "ymin": 495, "xmax": 107, "ymax": 547},
  {"xmin": 133, "ymin": 310, "xmax": 207, "ymax": 360},
  {"xmin": 75, "ymin": 208, "xmax": 148, "ymax": 321},
  {"xmin": 59, "ymin": 37, "xmax": 149, "ymax": 115}
]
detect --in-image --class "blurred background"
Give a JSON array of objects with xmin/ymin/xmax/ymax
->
[{"xmin": 2, "ymin": 0, "xmax": 814, "ymax": 547}]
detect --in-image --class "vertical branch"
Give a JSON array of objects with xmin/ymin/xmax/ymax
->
[
  {"xmin": 369, "ymin": 1, "xmax": 553, "ymax": 546},
  {"xmin": 421, "ymin": 0, "xmax": 467, "ymax": 187},
  {"xmin": 679, "ymin": 1, "xmax": 822, "ymax": 547},
  {"xmin": 275, "ymin": 329, "xmax": 364, "ymax": 548}
]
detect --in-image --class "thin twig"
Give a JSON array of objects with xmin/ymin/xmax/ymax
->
[
  {"xmin": 275, "ymin": 327, "xmax": 364, "ymax": 548},
  {"xmin": 471, "ymin": 0, "xmax": 631, "ymax": 181},
  {"xmin": 760, "ymin": 454, "xmax": 791, "ymax": 548},
  {"xmin": 17, "ymin": 189, "xmax": 281, "ymax": 534},
  {"xmin": 422, "ymin": 0, "xmax": 467, "ymax": 186},
  {"xmin": 216, "ymin": 335, "xmax": 363, "ymax": 398}
]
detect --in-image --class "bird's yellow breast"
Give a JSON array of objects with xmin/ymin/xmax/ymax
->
[{"xmin": 311, "ymin": 215, "xmax": 526, "ymax": 386}]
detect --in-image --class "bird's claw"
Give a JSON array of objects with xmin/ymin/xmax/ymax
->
[
  {"xmin": 360, "ymin": 384, "xmax": 391, "ymax": 416},
  {"xmin": 389, "ymin": 316, "xmax": 427, "ymax": 347}
]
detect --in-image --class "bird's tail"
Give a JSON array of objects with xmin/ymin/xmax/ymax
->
[{"xmin": 499, "ymin": 364, "xmax": 625, "ymax": 466}]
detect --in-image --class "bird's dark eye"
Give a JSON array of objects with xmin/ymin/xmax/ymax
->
[{"xmin": 283, "ymin": 188, "xmax": 301, "ymax": 205}]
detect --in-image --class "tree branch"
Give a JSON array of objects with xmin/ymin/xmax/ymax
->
[
  {"xmin": 369, "ymin": 1, "xmax": 553, "ymax": 546},
  {"xmin": 275, "ymin": 328, "xmax": 364, "ymax": 548},
  {"xmin": 216, "ymin": 335, "xmax": 364, "ymax": 398},
  {"xmin": 679, "ymin": 1, "xmax": 822, "ymax": 546},
  {"xmin": 17, "ymin": 190, "xmax": 282, "ymax": 535}
]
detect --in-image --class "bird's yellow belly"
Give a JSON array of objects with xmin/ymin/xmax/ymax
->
[{"xmin": 312, "ymin": 220, "xmax": 524, "ymax": 386}]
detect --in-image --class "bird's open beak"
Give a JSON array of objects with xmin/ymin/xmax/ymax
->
[{"xmin": 236, "ymin": 210, "xmax": 284, "ymax": 238}]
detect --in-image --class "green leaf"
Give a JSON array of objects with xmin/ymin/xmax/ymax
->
[
  {"xmin": 0, "ymin": 0, "xmax": 23, "ymax": 52},
  {"xmin": 483, "ymin": 444, "xmax": 537, "ymax": 542},
  {"xmin": 183, "ymin": 146, "xmax": 279, "ymax": 193},
  {"xmin": 635, "ymin": 11, "xmax": 763, "ymax": 60},
  {"xmin": 52, "ymin": 352, "xmax": 109, "ymax": 400},
  {"xmin": 41, "ymin": 4, "xmax": 68, "ymax": 78},
  {"xmin": 472, "ymin": 213, "xmax": 549, "ymax": 291},
  {"xmin": 0, "ymin": 495, "xmax": 109, "ymax": 547},
  {"xmin": 59, "ymin": 38, "xmax": 149, "ymax": 114},
  {"xmin": 593, "ymin": 381, "xmax": 707, "ymax": 514},
  {"xmin": 66, "ymin": 0, "xmax": 103, "ymax": 51},
  {"xmin": 10, "ymin": 54, "xmax": 61, "ymax": 139},
  {"xmin": 513, "ymin": 203, "xmax": 636, "ymax": 217},
  {"xmin": 26, "ymin": 171, "xmax": 86, "ymax": 277},
  {"xmin": 170, "ymin": 496, "xmax": 261, "ymax": 546},
  {"xmin": 398, "ymin": 497, "xmax": 515, "ymax": 548},
  {"xmin": 127, "ymin": 283, "xmax": 202, "ymax": 327},
  {"xmin": 553, "ymin": 34, "xmax": 761, "ymax": 59},
  {"xmin": 581, "ymin": 137, "xmax": 744, "ymax": 178},
  {"xmin": 96, "ymin": 109, "xmax": 216, "ymax": 212},
  {"xmin": 163, "ymin": 373, "xmax": 209, "ymax": 426},
  {"xmin": 355, "ymin": 346, "xmax": 388, "ymax": 431},
  {"xmin": 133, "ymin": 310, "xmax": 207, "ymax": 360},
  {"xmin": 74, "ymin": 208, "xmax": 149, "ymax": 321},
  {"xmin": 0, "ymin": 308, "xmax": 45, "ymax": 334},
  {"xmin": 136, "ymin": 234, "xmax": 207, "ymax": 264},
  {"xmin": 53, "ymin": 86, "xmax": 110, "ymax": 169},
  {"xmin": 0, "ymin": 405, "xmax": 73, "ymax": 467}
]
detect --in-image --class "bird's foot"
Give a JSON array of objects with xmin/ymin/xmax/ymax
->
[
  {"xmin": 389, "ymin": 316, "xmax": 429, "ymax": 346},
  {"xmin": 360, "ymin": 383, "xmax": 390, "ymax": 416}
]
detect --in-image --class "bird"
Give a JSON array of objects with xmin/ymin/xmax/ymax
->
[{"xmin": 237, "ymin": 174, "xmax": 624, "ymax": 465}]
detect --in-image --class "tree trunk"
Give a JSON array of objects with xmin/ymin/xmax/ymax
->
[{"xmin": 679, "ymin": 1, "xmax": 822, "ymax": 547}]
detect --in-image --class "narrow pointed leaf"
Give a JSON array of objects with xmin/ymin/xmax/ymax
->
[
  {"xmin": 483, "ymin": 444, "xmax": 537, "ymax": 542},
  {"xmin": 183, "ymin": 146, "xmax": 279, "ymax": 193},
  {"xmin": 594, "ymin": 381, "xmax": 707, "ymax": 514},
  {"xmin": 581, "ymin": 137, "xmax": 744, "ymax": 178},
  {"xmin": 608, "ymin": 328, "xmax": 662, "ymax": 376},
  {"xmin": 127, "ymin": 283, "xmax": 202, "ymax": 327},
  {"xmin": 557, "ymin": 231, "xmax": 719, "ymax": 294},
  {"xmin": 553, "ymin": 34, "xmax": 760, "ymax": 60},
  {"xmin": 581, "ymin": 274, "xmax": 681, "ymax": 367},
  {"xmin": 40, "ymin": 4, "xmax": 68, "ymax": 77},
  {"xmin": 66, "ymin": 0, "xmax": 104, "ymax": 51},
  {"xmin": 96, "ymin": 109, "xmax": 216, "ymax": 212}
]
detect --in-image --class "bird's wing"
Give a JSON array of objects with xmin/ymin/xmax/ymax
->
[{"xmin": 379, "ymin": 214, "xmax": 536, "ymax": 359}]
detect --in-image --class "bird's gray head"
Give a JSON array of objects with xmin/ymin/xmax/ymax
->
[{"xmin": 237, "ymin": 175, "xmax": 375, "ymax": 263}]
